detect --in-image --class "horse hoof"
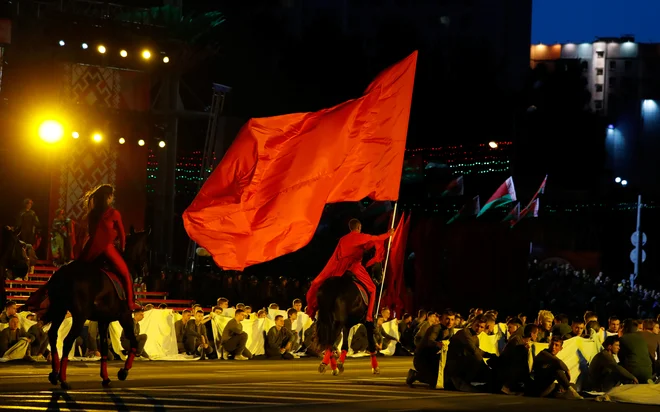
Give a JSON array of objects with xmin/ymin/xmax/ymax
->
[
  {"xmin": 318, "ymin": 363, "xmax": 327, "ymax": 374},
  {"xmin": 102, "ymin": 379, "xmax": 111, "ymax": 387},
  {"xmin": 337, "ymin": 363, "xmax": 344, "ymax": 374},
  {"xmin": 60, "ymin": 381, "xmax": 71, "ymax": 390},
  {"xmin": 117, "ymin": 368, "xmax": 128, "ymax": 381},
  {"xmin": 332, "ymin": 368, "xmax": 339, "ymax": 376},
  {"xmin": 48, "ymin": 372, "xmax": 59, "ymax": 386},
  {"xmin": 372, "ymin": 367, "xmax": 380, "ymax": 375}
]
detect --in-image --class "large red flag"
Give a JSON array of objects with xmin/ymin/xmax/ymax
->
[
  {"xmin": 381, "ymin": 213, "xmax": 411, "ymax": 315},
  {"xmin": 184, "ymin": 52, "xmax": 417, "ymax": 270}
]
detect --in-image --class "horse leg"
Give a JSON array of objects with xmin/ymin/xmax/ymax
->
[
  {"xmin": 98, "ymin": 321, "xmax": 111, "ymax": 387},
  {"xmin": 365, "ymin": 321, "xmax": 380, "ymax": 374},
  {"xmin": 117, "ymin": 312, "xmax": 138, "ymax": 381},
  {"xmin": 336, "ymin": 326, "xmax": 349, "ymax": 375},
  {"xmin": 318, "ymin": 348, "xmax": 332, "ymax": 374},
  {"xmin": 59, "ymin": 315, "xmax": 86, "ymax": 390},
  {"xmin": 47, "ymin": 312, "xmax": 66, "ymax": 386}
]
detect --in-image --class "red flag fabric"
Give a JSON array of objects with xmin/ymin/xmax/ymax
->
[
  {"xmin": 381, "ymin": 213, "xmax": 411, "ymax": 315},
  {"xmin": 184, "ymin": 52, "xmax": 417, "ymax": 270}
]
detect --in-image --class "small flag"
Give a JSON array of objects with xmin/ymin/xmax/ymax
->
[
  {"xmin": 447, "ymin": 195, "xmax": 480, "ymax": 224},
  {"xmin": 478, "ymin": 177, "xmax": 517, "ymax": 217},
  {"xmin": 442, "ymin": 176, "xmax": 464, "ymax": 197}
]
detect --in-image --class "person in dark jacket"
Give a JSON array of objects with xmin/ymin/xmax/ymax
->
[
  {"xmin": 185, "ymin": 310, "xmax": 213, "ymax": 359},
  {"xmin": 587, "ymin": 336, "xmax": 638, "ymax": 391},
  {"xmin": 266, "ymin": 315, "xmax": 294, "ymax": 359},
  {"xmin": 618, "ymin": 319, "xmax": 653, "ymax": 383},
  {"xmin": 221, "ymin": 309, "xmax": 251, "ymax": 360}
]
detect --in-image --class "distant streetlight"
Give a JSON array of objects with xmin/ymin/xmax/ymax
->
[
  {"xmin": 608, "ymin": 124, "xmax": 614, "ymax": 130},
  {"xmin": 615, "ymin": 177, "xmax": 622, "ymax": 183},
  {"xmin": 621, "ymin": 180, "xmax": 628, "ymax": 187},
  {"xmin": 488, "ymin": 141, "xmax": 498, "ymax": 149}
]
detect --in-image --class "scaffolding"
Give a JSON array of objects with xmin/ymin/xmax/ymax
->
[{"xmin": 186, "ymin": 83, "xmax": 231, "ymax": 273}]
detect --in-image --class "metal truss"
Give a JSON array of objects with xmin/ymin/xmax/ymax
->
[{"xmin": 14, "ymin": 0, "xmax": 179, "ymax": 27}]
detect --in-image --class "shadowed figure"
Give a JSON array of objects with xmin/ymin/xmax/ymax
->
[
  {"xmin": 0, "ymin": 226, "xmax": 33, "ymax": 310},
  {"xmin": 314, "ymin": 271, "xmax": 380, "ymax": 376},
  {"xmin": 9, "ymin": 229, "xmax": 151, "ymax": 390}
]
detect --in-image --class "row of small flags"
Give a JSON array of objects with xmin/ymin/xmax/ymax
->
[{"xmin": 445, "ymin": 175, "xmax": 547, "ymax": 227}]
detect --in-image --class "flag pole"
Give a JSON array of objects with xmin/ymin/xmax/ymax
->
[{"xmin": 375, "ymin": 201, "xmax": 398, "ymax": 318}]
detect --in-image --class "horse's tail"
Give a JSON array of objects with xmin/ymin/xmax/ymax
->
[{"xmin": 315, "ymin": 281, "xmax": 341, "ymax": 348}]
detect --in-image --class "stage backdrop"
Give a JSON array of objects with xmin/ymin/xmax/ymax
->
[{"xmin": 48, "ymin": 63, "xmax": 149, "ymax": 258}]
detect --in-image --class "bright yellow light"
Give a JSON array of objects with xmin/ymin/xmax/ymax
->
[
  {"xmin": 38, "ymin": 120, "xmax": 64, "ymax": 144},
  {"xmin": 72, "ymin": 131, "xmax": 80, "ymax": 139},
  {"xmin": 118, "ymin": 137, "xmax": 126, "ymax": 144},
  {"xmin": 97, "ymin": 45, "xmax": 106, "ymax": 54},
  {"xmin": 488, "ymin": 141, "xmax": 498, "ymax": 149},
  {"xmin": 141, "ymin": 50, "xmax": 151, "ymax": 60},
  {"xmin": 120, "ymin": 50, "xmax": 128, "ymax": 57},
  {"xmin": 158, "ymin": 141, "xmax": 166, "ymax": 148},
  {"xmin": 162, "ymin": 56, "xmax": 170, "ymax": 63},
  {"xmin": 92, "ymin": 133, "xmax": 103, "ymax": 142},
  {"xmin": 138, "ymin": 139, "xmax": 145, "ymax": 146}
]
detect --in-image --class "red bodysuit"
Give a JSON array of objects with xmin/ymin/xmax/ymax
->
[
  {"xmin": 80, "ymin": 207, "xmax": 137, "ymax": 309},
  {"xmin": 306, "ymin": 231, "xmax": 390, "ymax": 322}
]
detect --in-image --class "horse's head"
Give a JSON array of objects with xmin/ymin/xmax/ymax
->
[{"xmin": 124, "ymin": 228, "xmax": 151, "ymax": 278}]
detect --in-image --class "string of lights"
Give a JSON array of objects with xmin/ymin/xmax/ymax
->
[{"xmin": 58, "ymin": 40, "xmax": 170, "ymax": 64}]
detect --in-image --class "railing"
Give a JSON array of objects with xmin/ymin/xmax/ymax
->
[{"xmin": 14, "ymin": 0, "xmax": 180, "ymax": 27}]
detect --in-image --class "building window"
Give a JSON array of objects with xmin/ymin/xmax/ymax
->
[
  {"xmin": 596, "ymin": 68, "xmax": 604, "ymax": 75},
  {"xmin": 622, "ymin": 77, "xmax": 635, "ymax": 89},
  {"xmin": 596, "ymin": 84, "xmax": 603, "ymax": 92},
  {"xmin": 609, "ymin": 60, "xmax": 616, "ymax": 70},
  {"xmin": 595, "ymin": 100, "xmax": 603, "ymax": 109},
  {"xmin": 596, "ymin": 51, "xmax": 605, "ymax": 58},
  {"xmin": 625, "ymin": 60, "xmax": 633, "ymax": 71},
  {"xmin": 609, "ymin": 77, "xmax": 616, "ymax": 87}
]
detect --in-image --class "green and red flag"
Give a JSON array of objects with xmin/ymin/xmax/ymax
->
[
  {"xmin": 442, "ymin": 176, "xmax": 464, "ymax": 197},
  {"xmin": 477, "ymin": 176, "xmax": 517, "ymax": 217},
  {"xmin": 447, "ymin": 195, "xmax": 480, "ymax": 224}
]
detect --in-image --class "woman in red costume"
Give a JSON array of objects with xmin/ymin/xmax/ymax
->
[{"xmin": 79, "ymin": 184, "xmax": 139, "ymax": 310}]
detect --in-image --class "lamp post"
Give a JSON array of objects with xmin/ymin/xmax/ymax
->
[{"xmin": 617, "ymin": 177, "xmax": 645, "ymax": 286}]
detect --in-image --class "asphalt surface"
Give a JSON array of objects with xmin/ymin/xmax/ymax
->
[{"xmin": 0, "ymin": 357, "xmax": 656, "ymax": 411}]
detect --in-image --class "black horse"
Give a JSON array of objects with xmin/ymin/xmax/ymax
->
[
  {"xmin": 315, "ymin": 271, "xmax": 380, "ymax": 376},
  {"xmin": 15, "ymin": 228, "xmax": 151, "ymax": 390}
]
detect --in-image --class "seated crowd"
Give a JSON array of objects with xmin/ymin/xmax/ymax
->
[{"xmin": 406, "ymin": 307, "xmax": 659, "ymax": 399}]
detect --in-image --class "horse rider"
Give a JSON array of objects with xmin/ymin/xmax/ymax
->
[
  {"xmin": 306, "ymin": 219, "xmax": 393, "ymax": 323},
  {"xmin": 79, "ymin": 184, "xmax": 139, "ymax": 311}
]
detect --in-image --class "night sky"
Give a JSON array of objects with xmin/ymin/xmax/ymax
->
[{"xmin": 533, "ymin": 0, "xmax": 660, "ymax": 44}]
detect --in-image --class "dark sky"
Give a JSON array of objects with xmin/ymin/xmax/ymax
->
[{"xmin": 533, "ymin": 0, "xmax": 660, "ymax": 44}]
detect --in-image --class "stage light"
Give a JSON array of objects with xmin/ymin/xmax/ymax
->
[
  {"xmin": 141, "ymin": 50, "xmax": 151, "ymax": 60},
  {"xmin": 120, "ymin": 50, "xmax": 128, "ymax": 58},
  {"xmin": 615, "ymin": 177, "xmax": 622, "ymax": 183},
  {"xmin": 608, "ymin": 124, "xmax": 614, "ymax": 130},
  {"xmin": 97, "ymin": 45, "xmax": 106, "ymax": 54},
  {"xmin": 38, "ymin": 120, "xmax": 64, "ymax": 144},
  {"xmin": 72, "ymin": 131, "xmax": 80, "ymax": 139},
  {"xmin": 59, "ymin": 40, "xmax": 65, "ymax": 46},
  {"xmin": 158, "ymin": 141, "xmax": 166, "ymax": 148},
  {"xmin": 488, "ymin": 141, "xmax": 498, "ymax": 149},
  {"xmin": 162, "ymin": 56, "xmax": 170, "ymax": 63},
  {"xmin": 92, "ymin": 133, "xmax": 103, "ymax": 142},
  {"xmin": 118, "ymin": 137, "xmax": 126, "ymax": 144},
  {"xmin": 138, "ymin": 139, "xmax": 145, "ymax": 146},
  {"xmin": 82, "ymin": 43, "xmax": 89, "ymax": 49}
]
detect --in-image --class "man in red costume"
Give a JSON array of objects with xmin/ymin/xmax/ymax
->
[
  {"xmin": 79, "ymin": 184, "xmax": 139, "ymax": 311},
  {"xmin": 306, "ymin": 219, "xmax": 393, "ymax": 322}
]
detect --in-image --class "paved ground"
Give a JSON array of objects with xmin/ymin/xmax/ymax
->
[{"xmin": 0, "ymin": 357, "xmax": 656, "ymax": 411}]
